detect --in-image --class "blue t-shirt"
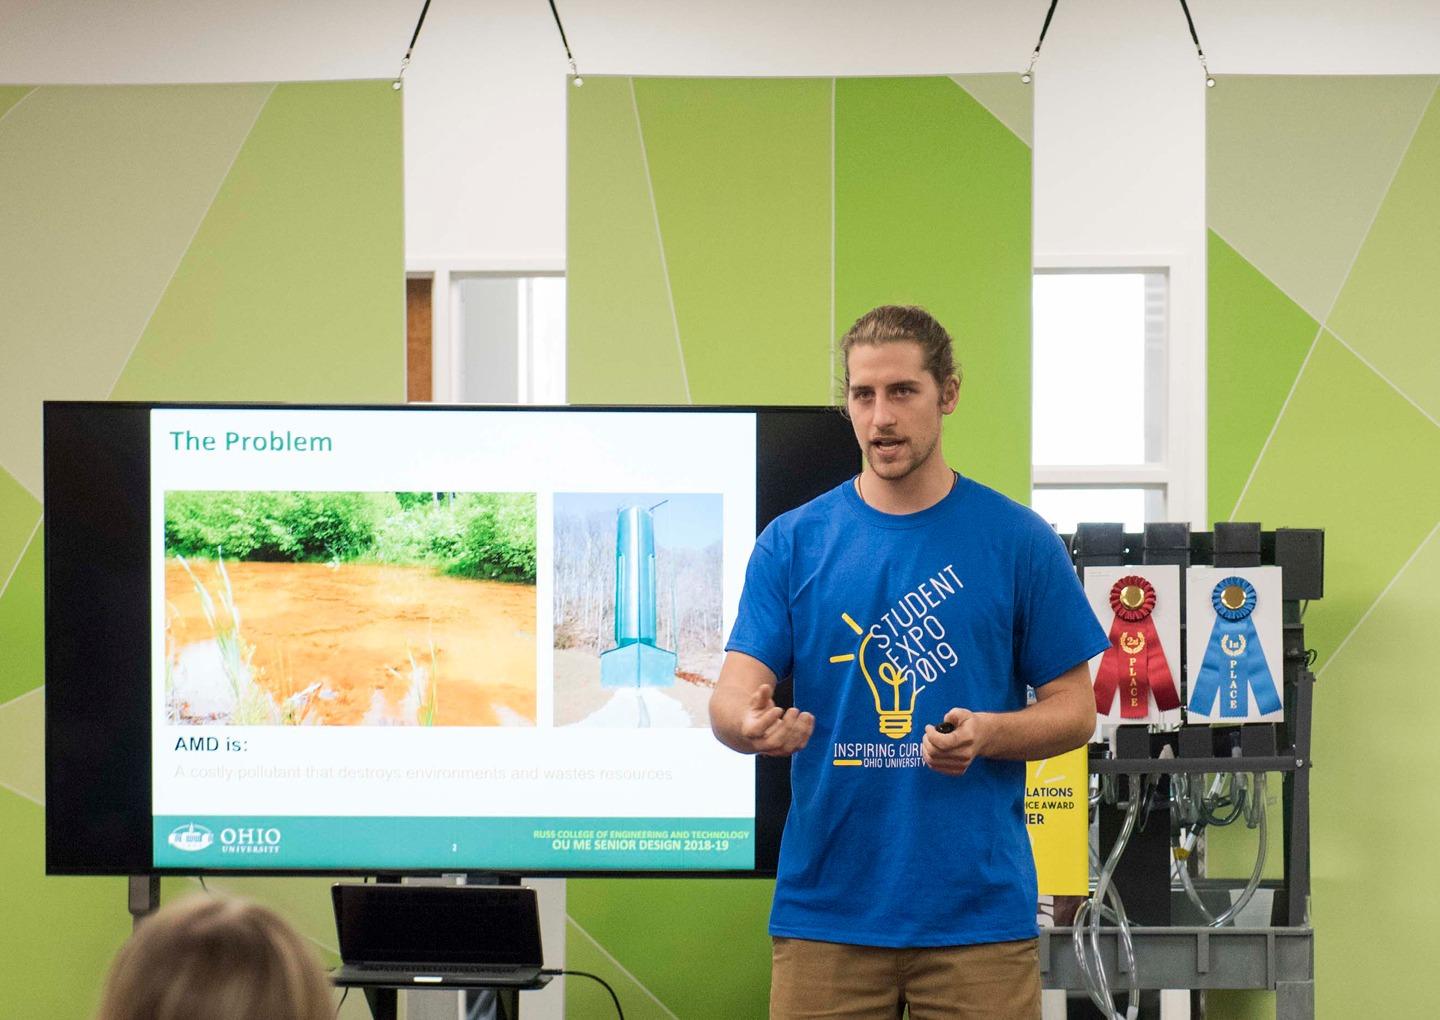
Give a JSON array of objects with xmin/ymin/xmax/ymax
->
[{"xmin": 726, "ymin": 475, "xmax": 1109, "ymax": 948}]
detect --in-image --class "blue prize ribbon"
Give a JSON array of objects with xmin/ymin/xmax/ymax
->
[{"xmin": 1188, "ymin": 577, "xmax": 1282, "ymax": 718}]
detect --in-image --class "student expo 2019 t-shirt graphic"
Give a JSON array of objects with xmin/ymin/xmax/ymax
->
[{"xmin": 726, "ymin": 476, "xmax": 1109, "ymax": 948}]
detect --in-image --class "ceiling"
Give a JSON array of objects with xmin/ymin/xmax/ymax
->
[{"xmin": 2, "ymin": 0, "xmax": 1438, "ymax": 86}]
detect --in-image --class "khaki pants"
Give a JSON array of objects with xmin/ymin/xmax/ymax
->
[{"xmin": 770, "ymin": 936, "xmax": 1041, "ymax": 1020}]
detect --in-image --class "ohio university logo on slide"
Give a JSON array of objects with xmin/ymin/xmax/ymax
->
[
  {"xmin": 166, "ymin": 822, "xmax": 214, "ymax": 852},
  {"xmin": 218, "ymin": 825, "xmax": 284, "ymax": 855},
  {"xmin": 165, "ymin": 822, "xmax": 283, "ymax": 855}
]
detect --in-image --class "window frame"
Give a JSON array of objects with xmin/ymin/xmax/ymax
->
[
  {"xmin": 1030, "ymin": 251, "xmax": 1206, "ymax": 528},
  {"xmin": 405, "ymin": 258, "xmax": 567, "ymax": 405}
]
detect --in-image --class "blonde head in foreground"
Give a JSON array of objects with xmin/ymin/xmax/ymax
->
[{"xmin": 95, "ymin": 894, "xmax": 333, "ymax": 1020}]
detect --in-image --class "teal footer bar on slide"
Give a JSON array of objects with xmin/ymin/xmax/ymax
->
[{"xmin": 153, "ymin": 815, "xmax": 754, "ymax": 869}]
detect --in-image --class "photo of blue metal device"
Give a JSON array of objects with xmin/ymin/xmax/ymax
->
[{"xmin": 599, "ymin": 504, "xmax": 678, "ymax": 688}]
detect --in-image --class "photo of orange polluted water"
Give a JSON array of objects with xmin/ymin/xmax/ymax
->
[{"xmin": 163, "ymin": 490, "xmax": 537, "ymax": 726}]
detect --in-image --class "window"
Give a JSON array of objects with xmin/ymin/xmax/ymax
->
[
  {"xmin": 1030, "ymin": 487, "xmax": 1152, "ymax": 534},
  {"xmin": 1031, "ymin": 258, "xmax": 1202, "ymax": 532},
  {"xmin": 405, "ymin": 265, "xmax": 566, "ymax": 405}
]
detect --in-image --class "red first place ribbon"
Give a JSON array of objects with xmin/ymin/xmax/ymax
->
[{"xmin": 1093, "ymin": 575, "xmax": 1180, "ymax": 719}]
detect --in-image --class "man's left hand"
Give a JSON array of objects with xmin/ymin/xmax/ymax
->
[{"xmin": 922, "ymin": 707, "xmax": 989, "ymax": 776}]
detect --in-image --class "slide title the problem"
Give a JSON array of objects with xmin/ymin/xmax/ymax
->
[{"xmin": 168, "ymin": 429, "xmax": 334, "ymax": 453}]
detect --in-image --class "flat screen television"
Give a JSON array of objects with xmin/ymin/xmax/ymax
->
[{"xmin": 44, "ymin": 402, "xmax": 858, "ymax": 877}]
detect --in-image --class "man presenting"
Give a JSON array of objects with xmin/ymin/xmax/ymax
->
[{"xmin": 710, "ymin": 305, "xmax": 1109, "ymax": 1019}]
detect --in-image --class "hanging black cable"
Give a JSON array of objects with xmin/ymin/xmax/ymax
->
[
  {"xmin": 1177, "ymin": 0, "xmax": 1216, "ymax": 86},
  {"xmin": 547, "ymin": 0, "xmax": 584, "ymax": 86},
  {"xmin": 1021, "ymin": 0, "xmax": 1062, "ymax": 83},
  {"xmin": 393, "ymin": 0, "xmax": 434, "ymax": 90},
  {"xmin": 542, "ymin": 969, "xmax": 623, "ymax": 1018}
]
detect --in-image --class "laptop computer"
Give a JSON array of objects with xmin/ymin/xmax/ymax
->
[{"xmin": 331, "ymin": 883, "xmax": 549, "ymax": 989}]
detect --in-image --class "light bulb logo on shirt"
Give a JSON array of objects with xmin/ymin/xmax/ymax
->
[{"xmin": 829, "ymin": 611, "xmax": 927, "ymax": 740}]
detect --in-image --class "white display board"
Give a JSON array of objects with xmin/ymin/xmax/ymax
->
[
  {"xmin": 1083, "ymin": 565, "xmax": 1182, "ymax": 727},
  {"xmin": 1184, "ymin": 566, "xmax": 1285, "ymax": 723}
]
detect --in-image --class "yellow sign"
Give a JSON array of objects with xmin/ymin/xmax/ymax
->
[{"xmin": 1025, "ymin": 747, "xmax": 1088, "ymax": 895}]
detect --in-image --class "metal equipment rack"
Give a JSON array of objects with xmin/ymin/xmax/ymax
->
[{"xmin": 1039, "ymin": 523, "xmax": 1321, "ymax": 1019}]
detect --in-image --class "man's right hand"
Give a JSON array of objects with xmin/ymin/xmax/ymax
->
[
  {"xmin": 710, "ymin": 651, "xmax": 816, "ymax": 756},
  {"xmin": 738, "ymin": 684, "xmax": 814, "ymax": 757}
]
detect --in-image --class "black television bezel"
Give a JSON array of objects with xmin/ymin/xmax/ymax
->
[{"xmin": 43, "ymin": 401, "xmax": 858, "ymax": 878}]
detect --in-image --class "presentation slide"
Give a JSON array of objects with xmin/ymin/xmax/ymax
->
[{"xmin": 148, "ymin": 408, "xmax": 758, "ymax": 871}]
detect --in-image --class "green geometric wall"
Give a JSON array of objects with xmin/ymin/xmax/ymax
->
[
  {"xmin": 569, "ymin": 74, "xmax": 1033, "ymax": 501},
  {"xmin": 1207, "ymin": 76, "xmax": 1440, "ymax": 1020},
  {"xmin": 0, "ymin": 81, "xmax": 403, "ymax": 1018},
  {"xmin": 567, "ymin": 74, "xmax": 1031, "ymax": 1018}
]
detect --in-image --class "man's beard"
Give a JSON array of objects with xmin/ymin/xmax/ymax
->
[{"xmin": 869, "ymin": 431, "xmax": 938, "ymax": 480}]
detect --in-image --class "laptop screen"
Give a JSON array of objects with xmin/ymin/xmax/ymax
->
[{"xmin": 334, "ymin": 885, "xmax": 543, "ymax": 967}]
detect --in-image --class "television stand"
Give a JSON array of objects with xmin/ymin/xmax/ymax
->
[{"xmin": 127, "ymin": 875, "xmax": 160, "ymax": 931}]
